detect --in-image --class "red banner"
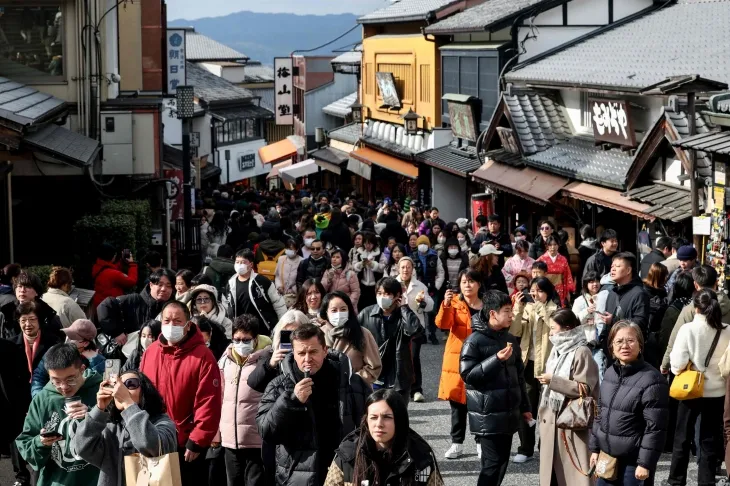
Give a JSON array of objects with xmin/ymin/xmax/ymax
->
[
  {"xmin": 164, "ymin": 169, "xmax": 184, "ymax": 220},
  {"xmin": 471, "ymin": 193, "xmax": 494, "ymax": 234}
]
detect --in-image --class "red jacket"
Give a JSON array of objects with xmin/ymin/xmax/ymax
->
[
  {"xmin": 140, "ymin": 324, "xmax": 222, "ymax": 451},
  {"xmin": 91, "ymin": 259, "xmax": 138, "ymax": 310}
]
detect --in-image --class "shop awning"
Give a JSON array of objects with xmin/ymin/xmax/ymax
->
[
  {"xmin": 471, "ymin": 159, "xmax": 568, "ymax": 205},
  {"xmin": 350, "ymin": 147, "xmax": 418, "ymax": 179},
  {"xmin": 267, "ymin": 160, "xmax": 292, "ymax": 180},
  {"xmin": 623, "ymin": 182, "xmax": 695, "ymax": 222},
  {"xmin": 315, "ymin": 159, "xmax": 342, "ymax": 175},
  {"xmin": 562, "ymin": 182, "xmax": 654, "ymax": 221},
  {"xmin": 258, "ymin": 138, "xmax": 297, "ymax": 165},
  {"xmin": 24, "ymin": 124, "xmax": 101, "ymax": 167},
  {"xmin": 347, "ymin": 157, "xmax": 372, "ymax": 180},
  {"xmin": 279, "ymin": 159, "xmax": 319, "ymax": 182}
]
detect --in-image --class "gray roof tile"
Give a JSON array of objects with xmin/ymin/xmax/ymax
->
[
  {"xmin": 358, "ymin": 0, "xmax": 458, "ymax": 24},
  {"xmin": 505, "ymin": 93, "xmax": 571, "ymax": 155},
  {"xmin": 506, "ymin": 0, "xmax": 730, "ymax": 90},
  {"xmin": 209, "ymin": 105, "xmax": 273, "ymax": 122},
  {"xmin": 327, "ymin": 122, "xmax": 361, "ymax": 145},
  {"xmin": 426, "ymin": 0, "xmax": 554, "ymax": 34},
  {"xmin": 24, "ymin": 124, "xmax": 100, "ymax": 167},
  {"xmin": 186, "ymin": 63, "xmax": 255, "ymax": 103},
  {"xmin": 0, "ymin": 77, "xmax": 66, "ymax": 126},
  {"xmin": 250, "ymin": 88, "xmax": 275, "ymax": 112},
  {"xmin": 524, "ymin": 137, "xmax": 633, "ymax": 189},
  {"xmin": 624, "ymin": 182, "xmax": 693, "ymax": 222},
  {"xmin": 185, "ymin": 31, "xmax": 248, "ymax": 62},
  {"xmin": 243, "ymin": 62, "xmax": 274, "ymax": 83},
  {"xmin": 322, "ymin": 92, "xmax": 357, "ymax": 118},
  {"xmin": 667, "ymin": 110, "xmax": 714, "ymax": 178},
  {"xmin": 416, "ymin": 142, "xmax": 482, "ymax": 177}
]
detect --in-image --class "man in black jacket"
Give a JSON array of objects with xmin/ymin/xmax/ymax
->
[
  {"xmin": 474, "ymin": 214, "xmax": 513, "ymax": 266},
  {"xmin": 358, "ymin": 277, "xmax": 423, "ymax": 404},
  {"xmin": 639, "ymin": 236, "xmax": 672, "ymax": 279},
  {"xmin": 582, "ymin": 228, "xmax": 619, "ymax": 281},
  {"xmin": 256, "ymin": 324, "xmax": 367, "ymax": 486},
  {"xmin": 460, "ymin": 290, "xmax": 531, "ymax": 486},
  {"xmin": 603, "ymin": 252, "xmax": 650, "ymax": 339},
  {"xmin": 295, "ymin": 239, "xmax": 329, "ymax": 287}
]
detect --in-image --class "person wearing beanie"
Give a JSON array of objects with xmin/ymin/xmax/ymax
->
[{"xmin": 665, "ymin": 245, "xmax": 698, "ymax": 300}]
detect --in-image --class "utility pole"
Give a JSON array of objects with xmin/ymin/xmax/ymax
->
[
  {"xmin": 176, "ymin": 86, "xmax": 196, "ymax": 261},
  {"xmin": 688, "ymin": 92, "xmax": 701, "ymax": 251}
]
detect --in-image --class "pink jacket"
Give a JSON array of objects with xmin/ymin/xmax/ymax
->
[
  {"xmin": 216, "ymin": 337, "xmax": 272, "ymax": 449},
  {"xmin": 321, "ymin": 266, "xmax": 361, "ymax": 312},
  {"xmin": 275, "ymin": 255, "xmax": 301, "ymax": 294}
]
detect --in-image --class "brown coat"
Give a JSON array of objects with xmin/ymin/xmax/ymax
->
[
  {"xmin": 538, "ymin": 346, "xmax": 599, "ymax": 486},
  {"xmin": 328, "ymin": 326, "xmax": 382, "ymax": 385}
]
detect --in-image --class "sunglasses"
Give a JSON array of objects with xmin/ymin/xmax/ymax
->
[
  {"xmin": 123, "ymin": 378, "xmax": 141, "ymax": 390},
  {"xmin": 195, "ymin": 297, "xmax": 212, "ymax": 304},
  {"xmin": 540, "ymin": 226, "xmax": 552, "ymax": 230}
]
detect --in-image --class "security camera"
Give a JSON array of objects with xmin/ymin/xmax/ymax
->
[{"xmin": 110, "ymin": 73, "xmax": 121, "ymax": 84}]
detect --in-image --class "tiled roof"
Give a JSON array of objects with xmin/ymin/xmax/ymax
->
[
  {"xmin": 250, "ymin": 88, "xmax": 275, "ymax": 112},
  {"xmin": 673, "ymin": 130, "xmax": 730, "ymax": 156},
  {"xmin": 0, "ymin": 77, "xmax": 66, "ymax": 126},
  {"xmin": 209, "ymin": 104, "xmax": 273, "ymax": 122},
  {"xmin": 524, "ymin": 137, "xmax": 634, "ymax": 190},
  {"xmin": 243, "ymin": 62, "xmax": 274, "ymax": 83},
  {"xmin": 24, "ymin": 124, "xmax": 100, "ymax": 167},
  {"xmin": 426, "ymin": 0, "xmax": 554, "ymax": 34},
  {"xmin": 505, "ymin": 92, "xmax": 571, "ymax": 155},
  {"xmin": 416, "ymin": 143, "xmax": 482, "ymax": 177},
  {"xmin": 506, "ymin": 0, "xmax": 730, "ymax": 90},
  {"xmin": 310, "ymin": 147, "xmax": 349, "ymax": 165},
  {"xmin": 322, "ymin": 92, "xmax": 357, "ymax": 118},
  {"xmin": 358, "ymin": 0, "xmax": 459, "ymax": 24},
  {"xmin": 624, "ymin": 182, "xmax": 694, "ymax": 222},
  {"xmin": 327, "ymin": 122, "xmax": 361, "ymax": 145},
  {"xmin": 186, "ymin": 63, "xmax": 255, "ymax": 104},
  {"xmin": 666, "ymin": 110, "xmax": 713, "ymax": 179},
  {"xmin": 185, "ymin": 31, "xmax": 248, "ymax": 62}
]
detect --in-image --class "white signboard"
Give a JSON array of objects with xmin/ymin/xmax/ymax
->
[
  {"xmin": 275, "ymin": 57, "xmax": 293, "ymax": 125},
  {"xmin": 693, "ymin": 216, "xmax": 711, "ymax": 236},
  {"xmin": 166, "ymin": 29, "xmax": 186, "ymax": 94}
]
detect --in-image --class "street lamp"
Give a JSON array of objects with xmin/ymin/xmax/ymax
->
[
  {"xmin": 176, "ymin": 85, "xmax": 195, "ymax": 262},
  {"xmin": 350, "ymin": 101, "xmax": 363, "ymax": 123},
  {"xmin": 403, "ymin": 108, "xmax": 420, "ymax": 135}
]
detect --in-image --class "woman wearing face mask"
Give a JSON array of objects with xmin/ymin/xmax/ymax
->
[
  {"xmin": 324, "ymin": 389, "xmax": 443, "ymax": 486},
  {"xmin": 431, "ymin": 223, "xmax": 444, "ymax": 251},
  {"xmin": 535, "ymin": 309, "xmax": 599, "ymax": 486},
  {"xmin": 538, "ymin": 235, "xmax": 575, "ymax": 307},
  {"xmin": 352, "ymin": 231, "xmax": 382, "ymax": 310},
  {"xmin": 510, "ymin": 276, "xmax": 559, "ymax": 464},
  {"xmin": 456, "ymin": 230, "xmax": 471, "ymax": 254},
  {"xmin": 195, "ymin": 315, "xmax": 229, "ymax": 361},
  {"xmin": 175, "ymin": 269, "xmax": 195, "ymax": 304},
  {"xmin": 440, "ymin": 238, "xmax": 470, "ymax": 293},
  {"xmin": 384, "ymin": 243, "xmax": 407, "ymax": 278},
  {"xmin": 320, "ymin": 291, "xmax": 381, "ymax": 385},
  {"xmin": 122, "ymin": 320, "xmax": 161, "ymax": 372},
  {"xmin": 321, "ymin": 249, "xmax": 361, "ymax": 312},
  {"xmin": 215, "ymin": 315, "xmax": 272, "ymax": 486},
  {"xmin": 189, "ymin": 285, "xmax": 233, "ymax": 339},
  {"xmin": 74, "ymin": 370, "xmax": 178, "ymax": 486},
  {"xmin": 275, "ymin": 239, "xmax": 302, "ymax": 307},
  {"xmin": 293, "ymin": 278, "xmax": 329, "ymax": 326}
]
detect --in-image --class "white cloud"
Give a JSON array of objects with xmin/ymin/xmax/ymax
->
[{"xmin": 168, "ymin": 0, "xmax": 386, "ymax": 20}]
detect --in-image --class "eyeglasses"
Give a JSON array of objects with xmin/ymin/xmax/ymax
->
[
  {"xmin": 19, "ymin": 317, "xmax": 39, "ymax": 325},
  {"xmin": 195, "ymin": 297, "xmax": 212, "ymax": 304},
  {"xmin": 613, "ymin": 338, "xmax": 637, "ymax": 348},
  {"xmin": 232, "ymin": 338, "xmax": 254, "ymax": 344},
  {"xmin": 51, "ymin": 374, "xmax": 81, "ymax": 388},
  {"xmin": 123, "ymin": 378, "xmax": 141, "ymax": 390}
]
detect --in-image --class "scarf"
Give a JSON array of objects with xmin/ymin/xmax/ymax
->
[
  {"xmin": 24, "ymin": 331, "xmax": 41, "ymax": 381},
  {"xmin": 540, "ymin": 325, "xmax": 588, "ymax": 412}
]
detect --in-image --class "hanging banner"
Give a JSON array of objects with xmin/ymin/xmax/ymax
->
[
  {"xmin": 166, "ymin": 29, "xmax": 186, "ymax": 94},
  {"xmin": 471, "ymin": 193, "xmax": 494, "ymax": 234},
  {"xmin": 274, "ymin": 57, "xmax": 294, "ymax": 125},
  {"xmin": 163, "ymin": 169, "xmax": 184, "ymax": 220}
]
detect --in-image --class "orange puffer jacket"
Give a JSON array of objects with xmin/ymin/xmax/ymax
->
[{"xmin": 435, "ymin": 296, "xmax": 474, "ymax": 404}]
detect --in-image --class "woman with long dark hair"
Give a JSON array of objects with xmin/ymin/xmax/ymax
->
[
  {"xmin": 659, "ymin": 272, "xmax": 695, "ymax": 371},
  {"xmin": 324, "ymin": 389, "xmax": 443, "ymax": 486},
  {"xmin": 122, "ymin": 319, "xmax": 161, "ymax": 372},
  {"xmin": 474, "ymin": 245, "xmax": 508, "ymax": 294},
  {"xmin": 321, "ymin": 249, "xmax": 361, "ymax": 312},
  {"xmin": 74, "ymin": 370, "xmax": 178, "ymax": 486},
  {"xmin": 203, "ymin": 211, "xmax": 231, "ymax": 263},
  {"xmin": 292, "ymin": 278, "xmax": 329, "ymax": 328},
  {"xmin": 320, "ymin": 291, "xmax": 381, "ymax": 384},
  {"xmin": 384, "ymin": 243, "xmax": 407, "ymax": 278}
]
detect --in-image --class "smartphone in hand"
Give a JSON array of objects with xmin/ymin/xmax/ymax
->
[{"xmin": 280, "ymin": 330, "xmax": 293, "ymax": 350}]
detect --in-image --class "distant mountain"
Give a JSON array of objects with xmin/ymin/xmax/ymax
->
[{"xmin": 169, "ymin": 11, "xmax": 362, "ymax": 65}]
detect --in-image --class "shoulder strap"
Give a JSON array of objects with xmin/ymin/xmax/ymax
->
[{"xmin": 705, "ymin": 328, "xmax": 723, "ymax": 368}]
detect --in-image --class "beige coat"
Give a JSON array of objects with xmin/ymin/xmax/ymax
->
[
  {"xmin": 538, "ymin": 346, "xmax": 599, "ymax": 486},
  {"xmin": 510, "ymin": 301, "xmax": 558, "ymax": 375},
  {"xmin": 328, "ymin": 327, "xmax": 382, "ymax": 385},
  {"xmin": 41, "ymin": 288, "xmax": 86, "ymax": 328}
]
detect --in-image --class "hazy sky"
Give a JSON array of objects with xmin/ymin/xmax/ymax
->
[{"xmin": 168, "ymin": 0, "xmax": 386, "ymax": 20}]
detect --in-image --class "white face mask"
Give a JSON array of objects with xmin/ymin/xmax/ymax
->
[
  {"xmin": 332, "ymin": 263, "xmax": 341, "ymax": 270},
  {"xmin": 234, "ymin": 341, "xmax": 254, "ymax": 356},
  {"xmin": 234, "ymin": 263, "xmax": 249, "ymax": 275},
  {"xmin": 515, "ymin": 235, "xmax": 525, "ymax": 241},
  {"xmin": 285, "ymin": 249, "xmax": 297, "ymax": 258},
  {"xmin": 448, "ymin": 248, "xmax": 459, "ymax": 257},
  {"xmin": 304, "ymin": 238, "xmax": 315, "ymax": 248},
  {"xmin": 141, "ymin": 337, "xmax": 154, "ymax": 350},
  {"xmin": 437, "ymin": 236, "xmax": 446, "ymax": 244},
  {"xmin": 457, "ymin": 237, "xmax": 466, "ymax": 245},
  {"xmin": 328, "ymin": 311, "xmax": 349, "ymax": 327},
  {"xmin": 377, "ymin": 295, "xmax": 393, "ymax": 310},
  {"xmin": 418, "ymin": 244, "xmax": 429, "ymax": 254},
  {"xmin": 162, "ymin": 324, "xmax": 186, "ymax": 344}
]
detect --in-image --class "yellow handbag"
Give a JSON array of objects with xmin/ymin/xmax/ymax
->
[{"xmin": 669, "ymin": 329, "xmax": 721, "ymax": 401}]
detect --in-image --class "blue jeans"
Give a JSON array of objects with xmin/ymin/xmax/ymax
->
[{"xmin": 596, "ymin": 463, "xmax": 653, "ymax": 486}]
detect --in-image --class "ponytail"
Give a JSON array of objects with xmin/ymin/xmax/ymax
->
[{"xmin": 694, "ymin": 288, "xmax": 724, "ymax": 330}]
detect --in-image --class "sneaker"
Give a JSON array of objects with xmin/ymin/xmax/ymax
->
[
  {"xmin": 444, "ymin": 443, "xmax": 463, "ymax": 459},
  {"xmin": 512, "ymin": 454, "xmax": 533, "ymax": 464},
  {"xmin": 477, "ymin": 444, "xmax": 482, "ymax": 459},
  {"xmin": 428, "ymin": 334, "xmax": 440, "ymax": 345},
  {"xmin": 413, "ymin": 392, "xmax": 425, "ymax": 402}
]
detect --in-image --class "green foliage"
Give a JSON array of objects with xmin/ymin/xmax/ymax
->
[
  {"xmin": 24, "ymin": 265, "xmax": 53, "ymax": 293},
  {"xmin": 72, "ymin": 214, "xmax": 137, "ymax": 288},
  {"xmin": 101, "ymin": 200, "xmax": 152, "ymax": 259}
]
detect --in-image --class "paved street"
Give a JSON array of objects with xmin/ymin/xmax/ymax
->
[{"xmin": 0, "ymin": 336, "xmax": 704, "ymax": 486}]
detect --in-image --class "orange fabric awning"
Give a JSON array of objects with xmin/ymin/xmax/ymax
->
[
  {"xmin": 267, "ymin": 160, "xmax": 292, "ymax": 180},
  {"xmin": 472, "ymin": 158, "xmax": 568, "ymax": 205},
  {"xmin": 350, "ymin": 146, "xmax": 418, "ymax": 179},
  {"xmin": 258, "ymin": 139, "xmax": 296, "ymax": 165},
  {"xmin": 561, "ymin": 182, "xmax": 654, "ymax": 221}
]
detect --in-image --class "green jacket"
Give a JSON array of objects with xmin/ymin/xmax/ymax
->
[{"xmin": 16, "ymin": 369, "xmax": 102, "ymax": 486}]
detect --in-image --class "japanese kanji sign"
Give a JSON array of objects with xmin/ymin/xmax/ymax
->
[
  {"xmin": 275, "ymin": 57, "xmax": 294, "ymax": 125},
  {"xmin": 589, "ymin": 98, "xmax": 636, "ymax": 147},
  {"xmin": 375, "ymin": 72, "xmax": 401, "ymax": 108},
  {"xmin": 447, "ymin": 100, "xmax": 477, "ymax": 142},
  {"xmin": 166, "ymin": 29, "xmax": 186, "ymax": 94}
]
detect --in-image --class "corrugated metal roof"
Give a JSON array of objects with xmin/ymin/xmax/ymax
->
[
  {"xmin": 185, "ymin": 31, "xmax": 248, "ymax": 62},
  {"xmin": 426, "ymin": 0, "xmax": 556, "ymax": 34},
  {"xmin": 624, "ymin": 182, "xmax": 694, "ymax": 222},
  {"xmin": 186, "ymin": 62, "xmax": 254, "ymax": 103},
  {"xmin": 416, "ymin": 143, "xmax": 482, "ymax": 177},
  {"xmin": 673, "ymin": 130, "xmax": 730, "ymax": 155},
  {"xmin": 327, "ymin": 122, "xmax": 361, "ymax": 145},
  {"xmin": 358, "ymin": 0, "xmax": 459, "ymax": 24},
  {"xmin": 24, "ymin": 124, "xmax": 100, "ymax": 167},
  {"xmin": 322, "ymin": 92, "xmax": 357, "ymax": 118},
  {"xmin": 209, "ymin": 105, "xmax": 273, "ymax": 122},
  {"xmin": 250, "ymin": 88, "xmax": 275, "ymax": 112},
  {"xmin": 506, "ymin": 0, "xmax": 730, "ymax": 90},
  {"xmin": 0, "ymin": 77, "xmax": 66, "ymax": 126}
]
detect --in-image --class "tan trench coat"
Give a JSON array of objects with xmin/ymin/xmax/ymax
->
[
  {"xmin": 538, "ymin": 346, "xmax": 599, "ymax": 486},
  {"xmin": 510, "ymin": 301, "xmax": 558, "ymax": 376}
]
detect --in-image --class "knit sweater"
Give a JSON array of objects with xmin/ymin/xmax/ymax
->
[{"xmin": 670, "ymin": 314, "xmax": 730, "ymax": 398}]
